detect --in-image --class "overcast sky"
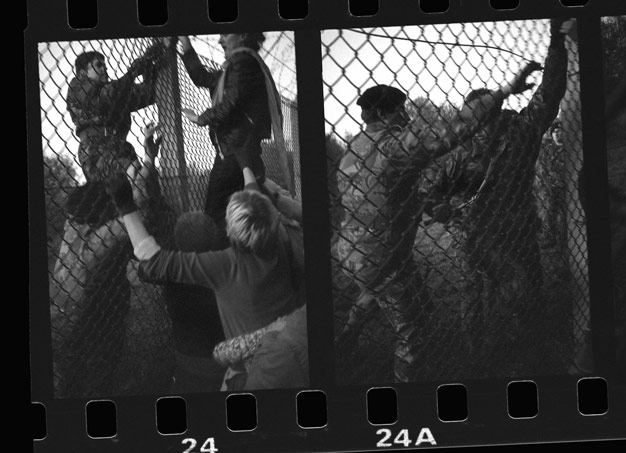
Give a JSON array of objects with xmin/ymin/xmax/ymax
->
[{"xmin": 321, "ymin": 19, "xmax": 555, "ymax": 138}]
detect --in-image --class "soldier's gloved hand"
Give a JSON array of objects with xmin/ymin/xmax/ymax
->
[
  {"xmin": 143, "ymin": 42, "xmax": 166, "ymax": 63},
  {"xmin": 128, "ymin": 43, "xmax": 164, "ymax": 78},
  {"xmin": 106, "ymin": 173, "xmax": 138, "ymax": 216},
  {"xmin": 128, "ymin": 57, "xmax": 149, "ymax": 78}
]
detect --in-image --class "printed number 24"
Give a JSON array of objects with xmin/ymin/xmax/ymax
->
[
  {"xmin": 376, "ymin": 428, "xmax": 437, "ymax": 448},
  {"xmin": 181, "ymin": 437, "xmax": 218, "ymax": 453}
]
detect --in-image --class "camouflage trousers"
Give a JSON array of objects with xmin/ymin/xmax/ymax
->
[
  {"xmin": 78, "ymin": 136, "xmax": 137, "ymax": 182},
  {"xmin": 336, "ymin": 225, "xmax": 431, "ymax": 383}
]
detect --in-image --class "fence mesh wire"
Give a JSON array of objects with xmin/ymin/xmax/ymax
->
[
  {"xmin": 323, "ymin": 20, "xmax": 591, "ymax": 384},
  {"xmin": 39, "ymin": 32, "xmax": 298, "ymax": 398}
]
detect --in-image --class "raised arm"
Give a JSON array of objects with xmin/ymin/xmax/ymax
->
[
  {"xmin": 106, "ymin": 172, "xmax": 227, "ymax": 288},
  {"xmin": 396, "ymin": 60, "xmax": 541, "ymax": 170},
  {"xmin": 520, "ymin": 18, "xmax": 571, "ymax": 132},
  {"xmin": 180, "ymin": 36, "xmax": 223, "ymax": 90},
  {"xmin": 126, "ymin": 70, "xmax": 156, "ymax": 112},
  {"xmin": 126, "ymin": 41, "xmax": 166, "ymax": 112}
]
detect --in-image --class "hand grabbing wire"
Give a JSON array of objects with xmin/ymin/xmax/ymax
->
[
  {"xmin": 504, "ymin": 60, "xmax": 543, "ymax": 96},
  {"xmin": 142, "ymin": 122, "xmax": 163, "ymax": 164}
]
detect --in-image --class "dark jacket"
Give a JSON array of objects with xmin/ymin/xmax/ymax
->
[
  {"xmin": 66, "ymin": 70, "xmax": 155, "ymax": 143},
  {"xmin": 66, "ymin": 69, "xmax": 156, "ymax": 181},
  {"xmin": 181, "ymin": 48, "xmax": 273, "ymax": 157}
]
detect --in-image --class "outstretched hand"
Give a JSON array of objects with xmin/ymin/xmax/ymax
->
[
  {"xmin": 182, "ymin": 108, "xmax": 202, "ymax": 125},
  {"xmin": 509, "ymin": 61, "xmax": 543, "ymax": 95},
  {"xmin": 143, "ymin": 122, "xmax": 163, "ymax": 162}
]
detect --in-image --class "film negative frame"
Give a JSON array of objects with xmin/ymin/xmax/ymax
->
[{"xmin": 26, "ymin": 1, "xmax": 626, "ymax": 452}]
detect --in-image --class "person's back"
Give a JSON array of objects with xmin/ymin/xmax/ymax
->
[
  {"xmin": 166, "ymin": 239, "xmax": 299, "ymax": 341},
  {"xmin": 468, "ymin": 110, "xmax": 544, "ymax": 232},
  {"xmin": 340, "ymin": 122, "xmax": 425, "ymax": 280}
]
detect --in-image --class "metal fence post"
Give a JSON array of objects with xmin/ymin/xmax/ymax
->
[
  {"xmin": 155, "ymin": 45, "xmax": 191, "ymax": 215},
  {"xmin": 561, "ymin": 35, "xmax": 590, "ymax": 359}
]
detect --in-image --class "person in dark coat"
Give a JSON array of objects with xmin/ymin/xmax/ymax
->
[{"xmin": 176, "ymin": 34, "xmax": 287, "ymax": 248}]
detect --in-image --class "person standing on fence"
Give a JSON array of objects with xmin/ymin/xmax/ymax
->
[
  {"xmin": 433, "ymin": 18, "xmax": 572, "ymax": 368},
  {"xmin": 334, "ymin": 67, "xmax": 540, "ymax": 383},
  {"xmin": 175, "ymin": 34, "xmax": 291, "ymax": 249}
]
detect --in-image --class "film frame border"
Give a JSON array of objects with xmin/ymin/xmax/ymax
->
[{"xmin": 26, "ymin": 0, "xmax": 626, "ymax": 452}]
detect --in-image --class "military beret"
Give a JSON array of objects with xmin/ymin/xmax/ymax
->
[{"xmin": 357, "ymin": 85, "xmax": 407, "ymax": 111}]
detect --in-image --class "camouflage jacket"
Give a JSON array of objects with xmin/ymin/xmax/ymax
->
[
  {"xmin": 433, "ymin": 30, "xmax": 569, "ymax": 230},
  {"xmin": 338, "ymin": 89, "xmax": 508, "ymax": 245},
  {"xmin": 66, "ymin": 71, "xmax": 155, "ymax": 143}
]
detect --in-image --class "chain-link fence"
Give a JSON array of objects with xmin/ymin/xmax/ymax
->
[
  {"xmin": 39, "ymin": 32, "xmax": 298, "ymax": 398},
  {"xmin": 323, "ymin": 19, "xmax": 590, "ymax": 384}
]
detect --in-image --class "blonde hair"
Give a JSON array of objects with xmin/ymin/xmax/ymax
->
[{"xmin": 225, "ymin": 190, "xmax": 279, "ymax": 256}]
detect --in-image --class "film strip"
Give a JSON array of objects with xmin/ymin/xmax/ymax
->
[{"xmin": 26, "ymin": 0, "xmax": 625, "ymax": 452}]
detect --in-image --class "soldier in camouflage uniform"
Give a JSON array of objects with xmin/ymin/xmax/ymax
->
[
  {"xmin": 430, "ymin": 18, "xmax": 572, "ymax": 372},
  {"xmin": 334, "ymin": 70, "xmax": 538, "ymax": 382},
  {"xmin": 66, "ymin": 44, "xmax": 165, "ymax": 182}
]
